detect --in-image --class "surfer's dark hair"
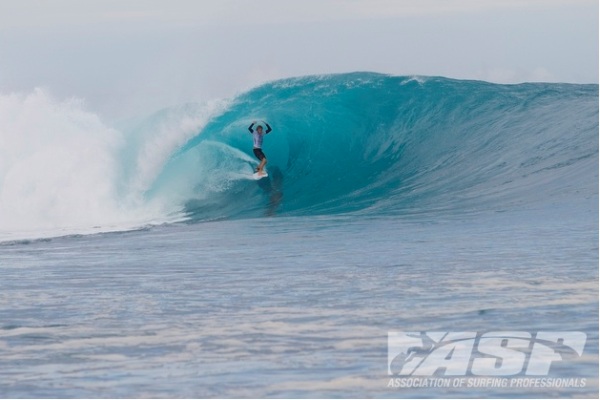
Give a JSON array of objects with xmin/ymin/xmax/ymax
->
[{"xmin": 256, "ymin": 125, "xmax": 263, "ymax": 129}]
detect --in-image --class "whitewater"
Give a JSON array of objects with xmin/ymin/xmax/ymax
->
[{"xmin": 0, "ymin": 73, "xmax": 597, "ymax": 397}]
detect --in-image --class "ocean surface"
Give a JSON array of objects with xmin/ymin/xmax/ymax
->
[{"xmin": 0, "ymin": 73, "xmax": 598, "ymax": 397}]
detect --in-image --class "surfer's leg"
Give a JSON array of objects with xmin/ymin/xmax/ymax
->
[
  {"xmin": 253, "ymin": 148, "xmax": 267, "ymax": 173},
  {"xmin": 258, "ymin": 157, "xmax": 267, "ymax": 172}
]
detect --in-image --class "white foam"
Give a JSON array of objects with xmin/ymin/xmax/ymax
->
[{"xmin": 0, "ymin": 89, "xmax": 228, "ymax": 241}]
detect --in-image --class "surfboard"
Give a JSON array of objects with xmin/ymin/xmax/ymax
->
[{"xmin": 252, "ymin": 169, "xmax": 268, "ymax": 180}]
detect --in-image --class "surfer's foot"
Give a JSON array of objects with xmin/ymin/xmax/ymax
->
[{"xmin": 254, "ymin": 167, "xmax": 260, "ymax": 173}]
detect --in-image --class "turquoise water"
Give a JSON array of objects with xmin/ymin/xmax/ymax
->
[
  {"xmin": 165, "ymin": 74, "xmax": 597, "ymax": 220},
  {"xmin": 0, "ymin": 73, "xmax": 598, "ymax": 397}
]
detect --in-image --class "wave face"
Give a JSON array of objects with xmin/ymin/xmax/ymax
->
[
  {"xmin": 162, "ymin": 73, "xmax": 598, "ymax": 220},
  {"xmin": 0, "ymin": 73, "xmax": 598, "ymax": 237}
]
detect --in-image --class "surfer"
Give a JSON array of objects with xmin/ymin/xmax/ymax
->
[{"xmin": 248, "ymin": 121, "xmax": 272, "ymax": 175}]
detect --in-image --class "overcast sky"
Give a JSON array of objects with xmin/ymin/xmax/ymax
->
[{"xmin": 0, "ymin": 0, "xmax": 597, "ymax": 120}]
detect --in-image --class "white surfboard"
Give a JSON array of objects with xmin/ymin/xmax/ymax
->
[{"xmin": 252, "ymin": 169, "xmax": 268, "ymax": 180}]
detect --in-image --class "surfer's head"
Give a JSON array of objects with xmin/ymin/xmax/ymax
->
[{"xmin": 256, "ymin": 125, "xmax": 263, "ymax": 133}]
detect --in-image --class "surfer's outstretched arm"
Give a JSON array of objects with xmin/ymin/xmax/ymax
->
[
  {"xmin": 248, "ymin": 122, "xmax": 255, "ymax": 133},
  {"xmin": 265, "ymin": 122, "xmax": 272, "ymax": 134}
]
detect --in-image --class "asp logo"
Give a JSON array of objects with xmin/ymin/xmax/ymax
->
[{"xmin": 388, "ymin": 331, "xmax": 586, "ymax": 376}]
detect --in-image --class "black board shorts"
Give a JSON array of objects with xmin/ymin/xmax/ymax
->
[{"xmin": 253, "ymin": 148, "xmax": 266, "ymax": 161}]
